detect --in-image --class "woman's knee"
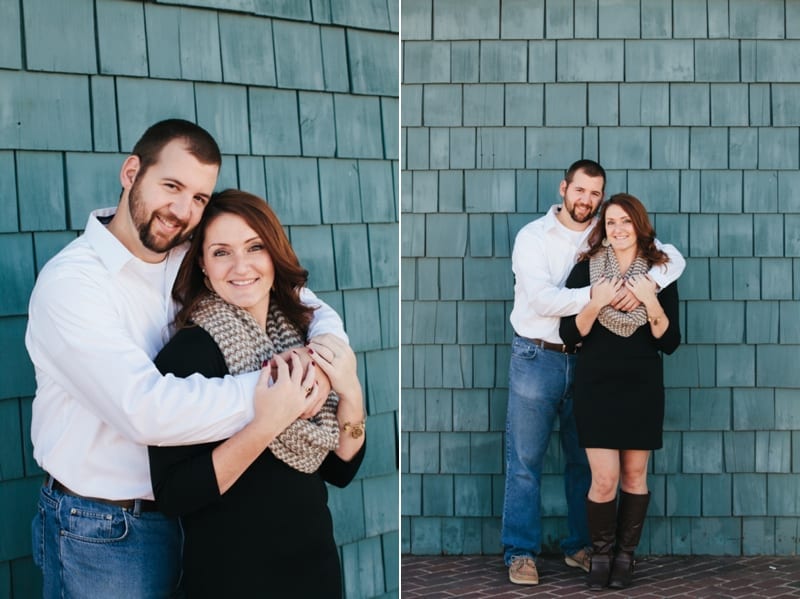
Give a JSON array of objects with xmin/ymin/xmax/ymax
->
[
  {"xmin": 619, "ymin": 466, "xmax": 648, "ymax": 491},
  {"xmin": 619, "ymin": 451, "xmax": 649, "ymax": 484},
  {"xmin": 590, "ymin": 472, "xmax": 619, "ymax": 499},
  {"xmin": 620, "ymin": 479, "xmax": 647, "ymax": 494}
]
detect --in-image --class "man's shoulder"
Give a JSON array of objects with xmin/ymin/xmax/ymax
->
[
  {"xmin": 33, "ymin": 236, "xmax": 108, "ymax": 297},
  {"xmin": 515, "ymin": 211, "xmax": 553, "ymax": 242},
  {"xmin": 39, "ymin": 235, "xmax": 102, "ymax": 274}
]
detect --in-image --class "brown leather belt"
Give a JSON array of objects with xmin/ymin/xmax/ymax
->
[
  {"xmin": 521, "ymin": 336, "xmax": 580, "ymax": 355},
  {"xmin": 47, "ymin": 476, "xmax": 159, "ymax": 512}
]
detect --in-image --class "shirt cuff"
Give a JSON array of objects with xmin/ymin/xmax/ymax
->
[
  {"xmin": 577, "ymin": 285, "xmax": 592, "ymax": 310},
  {"xmin": 647, "ymin": 264, "xmax": 670, "ymax": 291}
]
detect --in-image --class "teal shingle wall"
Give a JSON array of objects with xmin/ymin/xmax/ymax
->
[
  {"xmin": 0, "ymin": 1, "xmax": 398, "ymax": 597},
  {"xmin": 402, "ymin": 0, "xmax": 800, "ymax": 558}
]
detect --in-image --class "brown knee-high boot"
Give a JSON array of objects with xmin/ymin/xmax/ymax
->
[
  {"xmin": 585, "ymin": 497, "xmax": 617, "ymax": 590},
  {"xmin": 608, "ymin": 490, "xmax": 650, "ymax": 589}
]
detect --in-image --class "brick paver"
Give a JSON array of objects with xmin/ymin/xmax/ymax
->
[{"xmin": 402, "ymin": 554, "xmax": 800, "ymax": 598}]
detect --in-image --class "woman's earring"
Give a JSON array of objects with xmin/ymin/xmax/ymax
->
[{"xmin": 602, "ymin": 237, "xmax": 610, "ymax": 247}]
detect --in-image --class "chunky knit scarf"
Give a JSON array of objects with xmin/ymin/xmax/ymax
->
[
  {"xmin": 191, "ymin": 292, "xmax": 339, "ymax": 473},
  {"xmin": 589, "ymin": 246, "xmax": 649, "ymax": 337}
]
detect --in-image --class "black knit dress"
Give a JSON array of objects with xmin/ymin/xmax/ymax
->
[
  {"xmin": 559, "ymin": 260, "xmax": 680, "ymax": 450},
  {"xmin": 148, "ymin": 325, "xmax": 365, "ymax": 598}
]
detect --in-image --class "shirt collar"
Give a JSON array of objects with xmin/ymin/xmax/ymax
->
[
  {"xmin": 82, "ymin": 208, "xmax": 135, "ymax": 274},
  {"xmin": 543, "ymin": 204, "xmax": 598, "ymax": 236},
  {"xmin": 83, "ymin": 207, "xmax": 188, "ymax": 275}
]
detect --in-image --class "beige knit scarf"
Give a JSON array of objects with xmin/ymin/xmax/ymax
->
[
  {"xmin": 191, "ymin": 292, "xmax": 339, "ymax": 473},
  {"xmin": 589, "ymin": 246, "xmax": 649, "ymax": 337}
]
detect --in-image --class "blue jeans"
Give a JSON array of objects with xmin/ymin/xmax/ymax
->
[
  {"xmin": 32, "ymin": 480, "xmax": 183, "ymax": 598},
  {"xmin": 501, "ymin": 335, "xmax": 591, "ymax": 565}
]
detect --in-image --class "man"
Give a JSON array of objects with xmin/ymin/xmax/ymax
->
[
  {"xmin": 501, "ymin": 159, "xmax": 685, "ymax": 585},
  {"xmin": 25, "ymin": 119, "xmax": 346, "ymax": 597}
]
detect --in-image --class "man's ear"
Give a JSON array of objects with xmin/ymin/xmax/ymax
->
[
  {"xmin": 559, "ymin": 179, "xmax": 567, "ymax": 199},
  {"xmin": 119, "ymin": 155, "xmax": 141, "ymax": 190}
]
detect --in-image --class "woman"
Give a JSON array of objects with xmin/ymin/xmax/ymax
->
[
  {"xmin": 559, "ymin": 193, "xmax": 680, "ymax": 590},
  {"xmin": 148, "ymin": 189, "xmax": 366, "ymax": 598}
]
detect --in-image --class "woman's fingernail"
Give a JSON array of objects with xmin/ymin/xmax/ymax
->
[
  {"xmin": 311, "ymin": 361, "xmax": 317, "ymax": 367},
  {"xmin": 261, "ymin": 360, "xmax": 269, "ymax": 368},
  {"xmin": 307, "ymin": 348, "xmax": 315, "ymax": 355}
]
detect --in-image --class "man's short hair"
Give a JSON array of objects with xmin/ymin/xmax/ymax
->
[
  {"xmin": 131, "ymin": 119, "xmax": 221, "ymax": 177},
  {"xmin": 564, "ymin": 159, "xmax": 606, "ymax": 191}
]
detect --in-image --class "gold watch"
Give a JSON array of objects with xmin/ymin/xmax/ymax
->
[{"xmin": 342, "ymin": 420, "xmax": 365, "ymax": 439}]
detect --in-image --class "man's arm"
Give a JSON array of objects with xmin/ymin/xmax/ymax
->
[
  {"xmin": 300, "ymin": 287, "xmax": 349, "ymax": 342},
  {"xmin": 26, "ymin": 274, "xmax": 257, "ymax": 446},
  {"xmin": 649, "ymin": 241, "xmax": 686, "ymax": 289},
  {"xmin": 513, "ymin": 230, "xmax": 591, "ymax": 318}
]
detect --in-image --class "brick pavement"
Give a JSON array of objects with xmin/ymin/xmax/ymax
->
[{"xmin": 402, "ymin": 554, "xmax": 800, "ymax": 598}]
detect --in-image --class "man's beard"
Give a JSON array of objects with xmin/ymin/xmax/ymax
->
[
  {"xmin": 128, "ymin": 181, "xmax": 191, "ymax": 253},
  {"xmin": 568, "ymin": 200, "xmax": 597, "ymax": 224}
]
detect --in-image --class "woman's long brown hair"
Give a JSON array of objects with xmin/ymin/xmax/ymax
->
[
  {"xmin": 172, "ymin": 189, "xmax": 314, "ymax": 334},
  {"xmin": 581, "ymin": 193, "xmax": 668, "ymax": 268}
]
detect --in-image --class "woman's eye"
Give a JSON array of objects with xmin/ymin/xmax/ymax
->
[{"xmin": 249, "ymin": 244, "xmax": 264, "ymax": 252}]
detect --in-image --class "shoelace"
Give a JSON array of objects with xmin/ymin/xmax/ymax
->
[{"xmin": 513, "ymin": 557, "xmax": 535, "ymax": 570}]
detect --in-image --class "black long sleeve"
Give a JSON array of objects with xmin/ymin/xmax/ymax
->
[
  {"xmin": 148, "ymin": 326, "xmax": 228, "ymax": 517},
  {"xmin": 560, "ymin": 261, "xmax": 589, "ymax": 347}
]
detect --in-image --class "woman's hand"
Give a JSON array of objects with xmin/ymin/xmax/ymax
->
[
  {"xmin": 627, "ymin": 274, "xmax": 669, "ymax": 338},
  {"xmin": 307, "ymin": 334, "xmax": 365, "ymax": 461},
  {"xmin": 272, "ymin": 346, "xmax": 332, "ymax": 419},
  {"xmin": 610, "ymin": 287, "xmax": 642, "ymax": 312},
  {"xmin": 590, "ymin": 276, "xmax": 623, "ymax": 307},
  {"xmin": 306, "ymin": 334, "xmax": 361, "ymax": 400},
  {"xmin": 625, "ymin": 274, "xmax": 658, "ymax": 305},
  {"xmin": 253, "ymin": 353, "xmax": 319, "ymax": 433}
]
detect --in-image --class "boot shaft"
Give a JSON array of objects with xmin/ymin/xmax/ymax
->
[
  {"xmin": 586, "ymin": 497, "xmax": 617, "ymax": 555},
  {"xmin": 585, "ymin": 497, "xmax": 617, "ymax": 589},
  {"xmin": 615, "ymin": 491, "xmax": 650, "ymax": 553}
]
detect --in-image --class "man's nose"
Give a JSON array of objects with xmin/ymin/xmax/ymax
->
[{"xmin": 170, "ymin": 195, "xmax": 192, "ymax": 221}]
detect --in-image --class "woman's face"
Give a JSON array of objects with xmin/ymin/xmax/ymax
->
[
  {"xmin": 200, "ymin": 213, "xmax": 274, "ymax": 325},
  {"xmin": 604, "ymin": 204, "xmax": 637, "ymax": 254}
]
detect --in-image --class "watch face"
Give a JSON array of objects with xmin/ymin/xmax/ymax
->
[{"xmin": 344, "ymin": 421, "xmax": 365, "ymax": 438}]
